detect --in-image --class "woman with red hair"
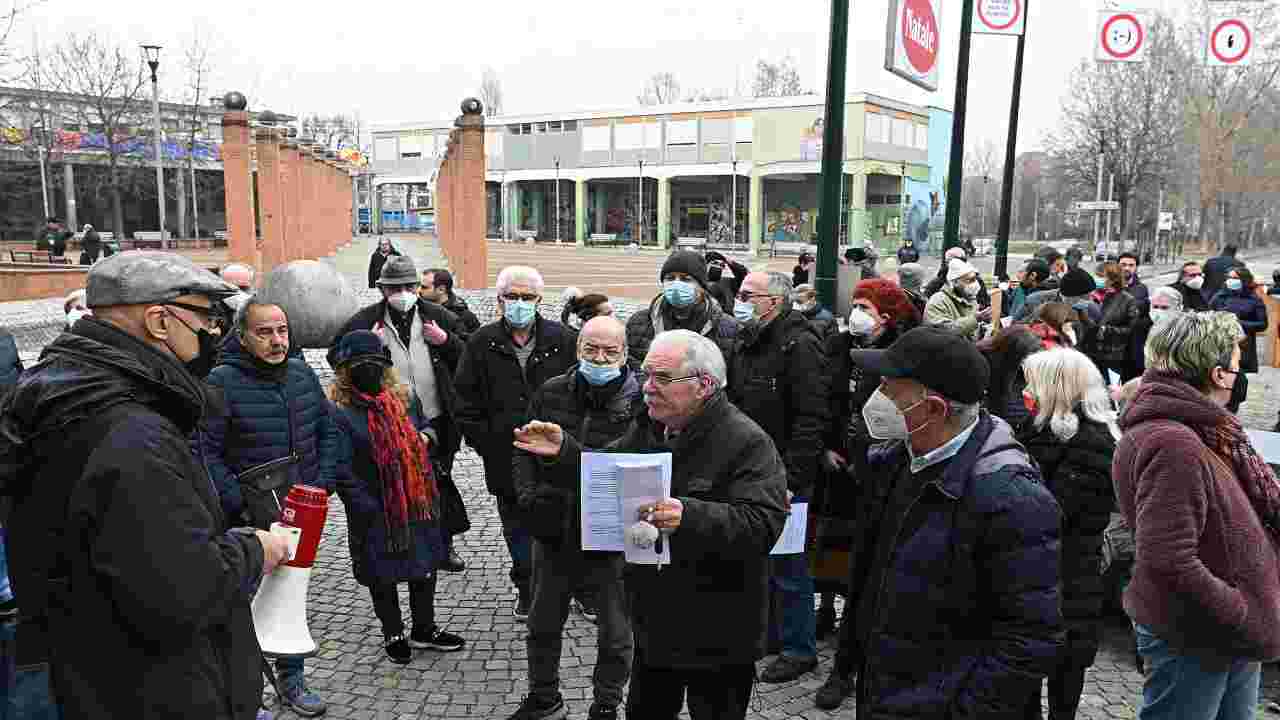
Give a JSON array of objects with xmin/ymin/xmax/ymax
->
[{"xmin": 812, "ymin": 278, "xmax": 922, "ymax": 710}]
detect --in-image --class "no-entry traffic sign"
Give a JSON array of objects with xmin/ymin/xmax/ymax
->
[
  {"xmin": 975, "ymin": 0, "xmax": 1025, "ymax": 36},
  {"xmin": 885, "ymin": 0, "xmax": 942, "ymax": 91},
  {"xmin": 1095, "ymin": 10, "xmax": 1149, "ymax": 63},
  {"xmin": 1206, "ymin": 14, "xmax": 1254, "ymax": 66}
]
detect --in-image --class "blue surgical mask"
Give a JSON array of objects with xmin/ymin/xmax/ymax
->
[
  {"xmin": 504, "ymin": 299, "xmax": 537, "ymax": 328},
  {"xmin": 1226, "ymin": 278, "xmax": 1244, "ymax": 291},
  {"xmin": 578, "ymin": 361, "xmax": 621, "ymax": 386},
  {"xmin": 734, "ymin": 299, "xmax": 757, "ymax": 323},
  {"xmin": 662, "ymin": 280, "xmax": 698, "ymax": 308}
]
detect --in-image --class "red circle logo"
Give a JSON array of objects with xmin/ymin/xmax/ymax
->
[
  {"xmin": 901, "ymin": 0, "xmax": 939, "ymax": 74},
  {"xmin": 1100, "ymin": 13, "xmax": 1144, "ymax": 59},
  {"xmin": 977, "ymin": 0, "xmax": 1021, "ymax": 31},
  {"xmin": 1210, "ymin": 19, "xmax": 1251, "ymax": 64}
]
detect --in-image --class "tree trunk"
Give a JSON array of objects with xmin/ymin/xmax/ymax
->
[{"xmin": 109, "ymin": 159, "xmax": 124, "ymax": 238}]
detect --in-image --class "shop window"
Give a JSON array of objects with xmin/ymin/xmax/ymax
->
[
  {"xmin": 666, "ymin": 119, "xmax": 697, "ymax": 147},
  {"xmin": 734, "ymin": 116, "xmax": 753, "ymax": 143},
  {"xmin": 548, "ymin": 120, "xmax": 562, "ymax": 133},
  {"xmin": 892, "ymin": 118, "xmax": 911, "ymax": 147},
  {"xmin": 521, "ymin": 123, "xmax": 532, "ymax": 135},
  {"xmin": 563, "ymin": 120, "xmax": 577, "ymax": 131},
  {"xmin": 509, "ymin": 125, "xmax": 521, "ymax": 135},
  {"xmin": 534, "ymin": 122, "xmax": 546, "ymax": 134}
]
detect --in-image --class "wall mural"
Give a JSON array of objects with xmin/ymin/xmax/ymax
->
[
  {"xmin": 0, "ymin": 126, "xmax": 369, "ymax": 166},
  {"xmin": 708, "ymin": 200, "xmax": 733, "ymax": 245},
  {"xmin": 767, "ymin": 206, "xmax": 814, "ymax": 244},
  {"xmin": 800, "ymin": 118, "xmax": 824, "ymax": 162}
]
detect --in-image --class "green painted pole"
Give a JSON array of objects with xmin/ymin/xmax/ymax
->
[
  {"xmin": 815, "ymin": 0, "xmax": 850, "ymax": 312},
  {"xmin": 994, "ymin": 0, "xmax": 1029, "ymax": 280},
  {"xmin": 943, "ymin": 0, "xmax": 976, "ymax": 252}
]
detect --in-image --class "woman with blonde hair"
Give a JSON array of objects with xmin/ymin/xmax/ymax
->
[
  {"xmin": 1017, "ymin": 347, "xmax": 1119, "ymax": 720},
  {"xmin": 329, "ymin": 330, "xmax": 464, "ymax": 664}
]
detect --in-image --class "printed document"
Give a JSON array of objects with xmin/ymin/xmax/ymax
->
[
  {"xmin": 581, "ymin": 452, "xmax": 672, "ymax": 566},
  {"xmin": 770, "ymin": 502, "xmax": 809, "ymax": 555}
]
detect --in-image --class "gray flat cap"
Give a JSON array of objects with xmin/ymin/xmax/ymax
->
[
  {"xmin": 87, "ymin": 251, "xmax": 239, "ymax": 308},
  {"xmin": 376, "ymin": 255, "xmax": 419, "ymax": 286},
  {"xmin": 898, "ymin": 262, "xmax": 926, "ymax": 292}
]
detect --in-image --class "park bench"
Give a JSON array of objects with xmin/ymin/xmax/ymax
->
[
  {"xmin": 9, "ymin": 250, "xmax": 71, "ymax": 265},
  {"xmin": 132, "ymin": 231, "xmax": 172, "ymax": 249},
  {"xmin": 676, "ymin": 237, "xmax": 707, "ymax": 253}
]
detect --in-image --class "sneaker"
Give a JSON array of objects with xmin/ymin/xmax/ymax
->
[
  {"xmin": 440, "ymin": 547, "xmax": 466, "ymax": 573},
  {"xmin": 409, "ymin": 625, "xmax": 465, "ymax": 652},
  {"xmin": 383, "ymin": 634, "xmax": 412, "ymax": 664},
  {"xmin": 574, "ymin": 598, "xmax": 598, "ymax": 625},
  {"xmin": 504, "ymin": 693, "xmax": 567, "ymax": 720},
  {"xmin": 279, "ymin": 672, "xmax": 327, "ymax": 717},
  {"xmin": 0, "ymin": 598, "xmax": 16, "ymax": 619},
  {"xmin": 814, "ymin": 671, "xmax": 854, "ymax": 710},
  {"xmin": 513, "ymin": 590, "xmax": 531, "ymax": 621},
  {"xmin": 760, "ymin": 654, "xmax": 818, "ymax": 683},
  {"xmin": 816, "ymin": 604, "xmax": 836, "ymax": 641},
  {"xmin": 585, "ymin": 702, "xmax": 618, "ymax": 720}
]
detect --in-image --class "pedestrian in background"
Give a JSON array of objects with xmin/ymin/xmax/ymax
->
[
  {"xmin": 329, "ymin": 330, "xmax": 463, "ymax": 664},
  {"xmin": 1019, "ymin": 348, "xmax": 1118, "ymax": 720},
  {"xmin": 1169, "ymin": 262, "xmax": 1209, "ymax": 312},
  {"xmin": 793, "ymin": 251, "xmax": 815, "ymax": 287},
  {"xmin": 78, "ymin": 224, "xmax": 101, "ymax": 265},
  {"xmin": 1114, "ymin": 311, "xmax": 1280, "ymax": 720},
  {"xmin": 559, "ymin": 287, "xmax": 614, "ymax": 336},
  {"xmin": 367, "ymin": 237, "xmax": 400, "ymax": 289},
  {"xmin": 1209, "ymin": 266, "xmax": 1266, "ymax": 414},
  {"xmin": 421, "ymin": 268, "xmax": 481, "ymax": 340},
  {"xmin": 896, "ymin": 262, "xmax": 928, "ymax": 316},
  {"xmin": 1201, "ymin": 244, "xmax": 1242, "ymax": 302}
]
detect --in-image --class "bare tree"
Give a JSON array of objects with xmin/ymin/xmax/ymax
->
[
  {"xmin": 300, "ymin": 113, "xmax": 361, "ymax": 151},
  {"xmin": 963, "ymin": 139, "xmax": 1004, "ymax": 234},
  {"xmin": 181, "ymin": 24, "xmax": 213, "ymax": 239},
  {"xmin": 1044, "ymin": 13, "xmax": 1186, "ymax": 244},
  {"xmin": 480, "ymin": 67, "xmax": 503, "ymax": 117},
  {"xmin": 42, "ymin": 32, "xmax": 148, "ymax": 236},
  {"xmin": 637, "ymin": 72, "xmax": 681, "ymax": 106},
  {"xmin": 751, "ymin": 56, "xmax": 804, "ymax": 98},
  {"xmin": 684, "ymin": 87, "xmax": 730, "ymax": 103}
]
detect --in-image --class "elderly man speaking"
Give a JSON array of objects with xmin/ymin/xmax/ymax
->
[{"xmin": 513, "ymin": 329, "xmax": 788, "ymax": 720}]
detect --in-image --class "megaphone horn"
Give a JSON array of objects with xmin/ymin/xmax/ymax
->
[{"xmin": 252, "ymin": 485, "xmax": 329, "ymax": 658}]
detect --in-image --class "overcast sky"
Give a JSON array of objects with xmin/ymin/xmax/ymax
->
[{"xmin": 16, "ymin": 0, "xmax": 1194, "ymax": 154}]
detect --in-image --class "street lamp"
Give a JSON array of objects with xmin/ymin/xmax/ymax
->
[
  {"xmin": 554, "ymin": 156, "xmax": 561, "ymax": 244},
  {"xmin": 141, "ymin": 44, "xmax": 165, "ymax": 243},
  {"xmin": 981, "ymin": 175, "xmax": 990, "ymax": 236}
]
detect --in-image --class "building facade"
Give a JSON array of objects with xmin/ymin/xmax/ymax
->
[{"xmin": 369, "ymin": 94, "xmax": 953, "ymax": 254}]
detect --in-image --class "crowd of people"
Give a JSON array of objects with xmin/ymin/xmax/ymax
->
[{"xmin": 0, "ymin": 238, "xmax": 1278, "ymax": 720}]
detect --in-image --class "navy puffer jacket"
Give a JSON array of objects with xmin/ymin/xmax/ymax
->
[{"xmin": 200, "ymin": 334, "xmax": 336, "ymax": 523}]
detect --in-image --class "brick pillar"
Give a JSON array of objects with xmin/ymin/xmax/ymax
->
[
  {"xmin": 221, "ymin": 95, "xmax": 256, "ymax": 267},
  {"xmin": 325, "ymin": 152, "xmax": 340, "ymax": 255},
  {"xmin": 254, "ymin": 128, "xmax": 286, "ymax": 273},
  {"xmin": 454, "ymin": 99, "xmax": 487, "ymax": 289},
  {"xmin": 280, "ymin": 139, "xmax": 300, "ymax": 262},
  {"xmin": 298, "ymin": 145, "xmax": 316, "ymax": 260},
  {"xmin": 437, "ymin": 152, "xmax": 450, "ymax": 258},
  {"xmin": 307, "ymin": 145, "xmax": 324, "ymax": 259}
]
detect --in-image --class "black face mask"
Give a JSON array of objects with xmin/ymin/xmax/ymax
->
[
  {"xmin": 351, "ymin": 363, "xmax": 385, "ymax": 395},
  {"xmin": 708, "ymin": 265, "xmax": 723, "ymax": 282},
  {"xmin": 165, "ymin": 309, "xmax": 219, "ymax": 380}
]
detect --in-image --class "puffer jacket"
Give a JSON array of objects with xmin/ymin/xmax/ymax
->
[
  {"xmin": 843, "ymin": 412, "xmax": 1063, "ymax": 718},
  {"xmin": 1114, "ymin": 372, "xmax": 1280, "ymax": 661},
  {"xmin": 924, "ymin": 285, "xmax": 980, "ymax": 340},
  {"xmin": 1210, "ymin": 286, "xmax": 1268, "ymax": 374},
  {"xmin": 201, "ymin": 334, "xmax": 336, "ymax": 523},
  {"xmin": 556, "ymin": 391, "xmax": 788, "ymax": 669},
  {"xmin": 727, "ymin": 308, "xmax": 831, "ymax": 497},
  {"xmin": 453, "ymin": 316, "xmax": 577, "ymax": 498},
  {"xmin": 625, "ymin": 293, "xmax": 740, "ymax": 372},
  {"xmin": 1019, "ymin": 415, "xmax": 1116, "ymax": 667},
  {"xmin": 333, "ymin": 399, "xmax": 445, "ymax": 586},
  {"xmin": 511, "ymin": 366, "xmax": 644, "ymax": 544},
  {"xmin": 0, "ymin": 318, "xmax": 264, "ymax": 719}
]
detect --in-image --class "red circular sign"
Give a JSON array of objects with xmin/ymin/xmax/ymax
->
[
  {"xmin": 1100, "ymin": 13, "xmax": 1144, "ymax": 59},
  {"xmin": 1210, "ymin": 19, "xmax": 1251, "ymax": 64},
  {"xmin": 901, "ymin": 0, "xmax": 939, "ymax": 74},
  {"xmin": 977, "ymin": 0, "xmax": 1021, "ymax": 31}
]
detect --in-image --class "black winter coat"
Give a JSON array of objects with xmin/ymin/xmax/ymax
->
[
  {"xmin": 0, "ymin": 318, "xmax": 265, "ymax": 719},
  {"xmin": 1202, "ymin": 254, "xmax": 1243, "ymax": 301},
  {"xmin": 453, "ymin": 316, "xmax": 577, "ymax": 497},
  {"xmin": 1092, "ymin": 290, "xmax": 1139, "ymax": 371},
  {"xmin": 842, "ymin": 413, "xmax": 1062, "ymax": 718},
  {"xmin": 727, "ymin": 309, "xmax": 831, "ymax": 497},
  {"xmin": 442, "ymin": 294, "xmax": 482, "ymax": 340},
  {"xmin": 625, "ymin": 294, "xmax": 740, "ymax": 372},
  {"xmin": 367, "ymin": 247, "xmax": 401, "ymax": 288},
  {"xmin": 512, "ymin": 367, "xmax": 644, "ymax": 544},
  {"xmin": 201, "ymin": 334, "xmax": 336, "ymax": 524},
  {"xmin": 980, "ymin": 326, "xmax": 1043, "ymax": 430},
  {"xmin": 1211, "ymin": 287, "xmax": 1269, "ymax": 374},
  {"xmin": 1018, "ymin": 415, "xmax": 1116, "ymax": 667},
  {"xmin": 0, "ymin": 328, "xmax": 20, "ymax": 389},
  {"xmin": 329, "ymin": 297, "xmax": 465, "ymax": 458},
  {"xmin": 557, "ymin": 392, "xmax": 788, "ymax": 668},
  {"xmin": 1171, "ymin": 281, "xmax": 1210, "ymax": 313}
]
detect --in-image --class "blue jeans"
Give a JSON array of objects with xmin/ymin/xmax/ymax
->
[
  {"xmin": 1135, "ymin": 623, "xmax": 1260, "ymax": 720},
  {"xmin": 1, "ymin": 618, "xmax": 56, "ymax": 720},
  {"xmin": 767, "ymin": 552, "xmax": 816, "ymax": 660},
  {"xmin": 0, "ymin": 528, "xmax": 12, "ymax": 603}
]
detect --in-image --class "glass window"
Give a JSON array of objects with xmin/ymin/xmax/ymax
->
[
  {"xmin": 614, "ymin": 123, "xmax": 643, "ymax": 150},
  {"xmin": 508, "ymin": 124, "xmax": 521, "ymax": 135},
  {"xmin": 582, "ymin": 124, "xmax": 611, "ymax": 152},
  {"xmin": 702, "ymin": 118, "xmax": 731, "ymax": 145},
  {"xmin": 865, "ymin": 113, "xmax": 883, "ymax": 144},
  {"xmin": 534, "ymin": 122, "xmax": 546, "ymax": 134},
  {"xmin": 734, "ymin": 116, "xmax": 753, "ymax": 143},
  {"xmin": 667, "ymin": 119, "xmax": 697, "ymax": 146},
  {"xmin": 521, "ymin": 123, "xmax": 532, "ymax": 135},
  {"xmin": 374, "ymin": 137, "xmax": 397, "ymax": 161},
  {"xmin": 548, "ymin": 120, "xmax": 562, "ymax": 133},
  {"xmin": 563, "ymin": 119, "xmax": 577, "ymax": 131},
  {"xmin": 889, "ymin": 118, "xmax": 906, "ymax": 146}
]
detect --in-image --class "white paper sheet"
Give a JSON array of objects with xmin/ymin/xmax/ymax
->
[
  {"xmin": 770, "ymin": 502, "xmax": 809, "ymax": 555},
  {"xmin": 581, "ymin": 452, "xmax": 673, "ymax": 567}
]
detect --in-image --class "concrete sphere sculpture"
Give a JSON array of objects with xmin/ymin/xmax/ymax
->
[
  {"xmin": 461, "ymin": 97, "xmax": 483, "ymax": 116},
  {"xmin": 224, "ymin": 91, "xmax": 248, "ymax": 111},
  {"xmin": 258, "ymin": 260, "xmax": 360, "ymax": 349}
]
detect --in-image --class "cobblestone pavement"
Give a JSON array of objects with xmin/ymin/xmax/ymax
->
[{"xmin": 8, "ymin": 235, "xmax": 1280, "ymax": 719}]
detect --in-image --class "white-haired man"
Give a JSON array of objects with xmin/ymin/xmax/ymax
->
[
  {"xmin": 455, "ymin": 266, "xmax": 577, "ymax": 619},
  {"xmin": 220, "ymin": 264, "xmax": 255, "ymax": 293},
  {"xmin": 514, "ymin": 329, "xmax": 788, "ymax": 720}
]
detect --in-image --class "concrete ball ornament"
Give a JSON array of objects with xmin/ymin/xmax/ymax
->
[
  {"xmin": 223, "ymin": 91, "xmax": 248, "ymax": 111},
  {"xmin": 625, "ymin": 520, "xmax": 659, "ymax": 549},
  {"xmin": 461, "ymin": 97, "xmax": 483, "ymax": 116}
]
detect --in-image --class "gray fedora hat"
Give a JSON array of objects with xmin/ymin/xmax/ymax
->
[{"xmin": 376, "ymin": 255, "xmax": 419, "ymax": 286}]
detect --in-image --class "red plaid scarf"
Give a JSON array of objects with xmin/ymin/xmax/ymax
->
[
  {"xmin": 357, "ymin": 390, "xmax": 436, "ymax": 552},
  {"xmin": 1196, "ymin": 413, "xmax": 1280, "ymax": 542}
]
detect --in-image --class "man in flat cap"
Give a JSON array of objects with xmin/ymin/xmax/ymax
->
[
  {"xmin": 816, "ymin": 326, "xmax": 1062, "ymax": 716},
  {"xmin": 0, "ymin": 251, "xmax": 292, "ymax": 719}
]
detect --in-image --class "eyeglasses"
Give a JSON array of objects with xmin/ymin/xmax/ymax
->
[
  {"xmin": 735, "ymin": 291, "xmax": 777, "ymax": 302},
  {"xmin": 166, "ymin": 301, "xmax": 224, "ymax": 332},
  {"xmin": 581, "ymin": 344, "xmax": 624, "ymax": 363},
  {"xmin": 501, "ymin": 293, "xmax": 540, "ymax": 303},
  {"xmin": 645, "ymin": 373, "xmax": 701, "ymax": 388}
]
